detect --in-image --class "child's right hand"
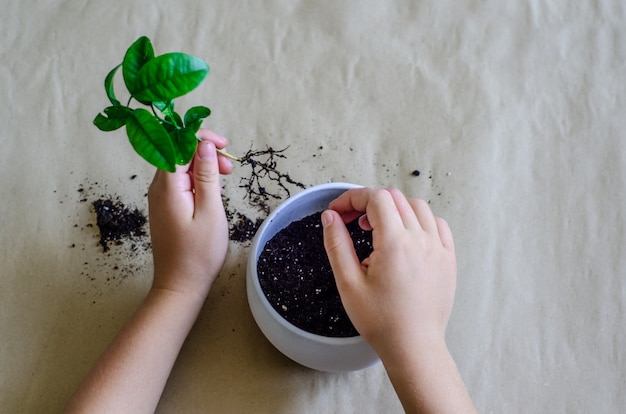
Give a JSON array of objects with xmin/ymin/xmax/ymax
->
[
  {"xmin": 322, "ymin": 188, "xmax": 478, "ymax": 413},
  {"xmin": 321, "ymin": 188, "xmax": 457, "ymax": 357}
]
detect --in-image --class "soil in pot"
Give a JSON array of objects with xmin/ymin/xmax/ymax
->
[{"xmin": 257, "ymin": 211, "xmax": 373, "ymax": 337}]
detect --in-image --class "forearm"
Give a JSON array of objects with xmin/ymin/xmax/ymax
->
[
  {"xmin": 65, "ymin": 285, "xmax": 206, "ymax": 414},
  {"xmin": 379, "ymin": 339, "xmax": 477, "ymax": 414}
]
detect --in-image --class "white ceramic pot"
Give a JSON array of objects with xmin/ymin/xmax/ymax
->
[{"xmin": 246, "ymin": 182, "xmax": 380, "ymax": 372}]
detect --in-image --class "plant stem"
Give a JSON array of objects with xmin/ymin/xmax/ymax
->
[{"xmin": 216, "ymin": 148, "xmax": 241, "ymax": 162}]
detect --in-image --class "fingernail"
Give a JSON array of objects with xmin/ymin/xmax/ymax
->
[
  {"xmin": 198, "ymin": 142, "xmax": 215, "ymax": 160},
  {"xmin": 321, "ymin": 210, "xmax": 334, "ymax": 228}
]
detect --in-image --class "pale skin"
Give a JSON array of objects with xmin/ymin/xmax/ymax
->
[
  {"xmin": 65, "ymin": 129, "xmax": 476, "ymax": 413},
  {"xmin": 64, "ymin": 129, "xmax": 234, "ymax": 414},
  {"xmin": 321, "ymin": 189, "xmax": 477, "ymax": 414}
]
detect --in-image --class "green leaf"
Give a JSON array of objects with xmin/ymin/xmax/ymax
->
[
  {"xmin": 170, "ymin": 127, "xmax": 199, "ymax": 165},
  {"xmin": 184, "ymin": 106, "xmax": 211, "ymax": 132},
  {"xmin": 165, "ymin": 111, "xmax": 183, "ymax": 129},
  {"xmin": 162, "ymin": 121, "xmax": 177, "ymax": 133},
  {"xmin": 104, "ymin": 64, "xmax": 122, "ymax": 106},
  {"xmin": 125, "ymin": 108, "xmax": 176, "ymax": 172},
  {"xmin": 93, "ymin": 106, "xmax": 132, "ymax": 131},
  {"xmin": 186, "ymin": 120, "xmax": 203, "ymax": 134},
  {"xmin": 123, "ymin": 36, "xmax": 155, "ymax": 97},
  {"xmin": 153, "ymin": 100, "xmax": 173, "ymax": 112},
  {"xmin": 131, "ymin": 53, "xmax": 209, "ymax": 103}
]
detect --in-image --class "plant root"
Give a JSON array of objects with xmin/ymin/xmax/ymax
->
[{"xmin": 238, "ymin": 146, "xmax": 306, "ymax": 213}]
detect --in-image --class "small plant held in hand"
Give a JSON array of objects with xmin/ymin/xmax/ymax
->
[
  {"xmin": 94, "ymin": 36, "xmax": 237, "ymax": 172},
  {"xmin": 94, "ymin": 36, "xmax": 307, "ymax": 240}
]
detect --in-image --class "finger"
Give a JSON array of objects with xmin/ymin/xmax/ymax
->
[
  {"xmin": 149, "ymin": 166, "xmax": 163, "ymax": 189},
  {"xmin": 192, "ymin": 141, "xmax": 223, "ymax": 216},
  {"xmin": 409, "ymin": 198, "xmax": 438, "ymax": 234},
  {"xmin": 196, "ymin": 129, "xmax": 234, "ymax": 174},
  {"xmin": 435, "ymin": 216, "xmax": 455, "ymax": 253},
  {"xmin": 196, "ymin": 128, "xmax": 228, "ymax": 148},
  {"xmin": 358, "ymin": 214, "xmax": 372, "ymax": 231},
  {"xmin": 217, "ymin": 155, "xmax": 234, "ymax": 175},
  {"xmin": 386, "ymin": 188, "xmax": 420, "ymax": 229},
  {"xmin": 147, "ymin": 167, "xmax": 163, "ymax": 207},
  {"xmin": 190, "ymin": 146, "xmax": 233, "ymax": 176},
  {"xmin": 150, "ymin": 159, "xmax": 192, "ymax": 197},
  {"xmin": 329, "ymin": 188, "xmax": 404, "ymax": 233},
  {"xmin": 321, "ymin": 210, "xmax": 363, "ymax": 289}
]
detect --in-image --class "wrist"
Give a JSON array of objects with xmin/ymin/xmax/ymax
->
[
  {"xmin": 371, "ymin": 328, "xmax": 448, "ymax": 366},
  {"xmin": 377, "ymin": 336, "xmax": 476, "ymax": 414},
  {"xmin": 147, "ymin": 281, "xmax": 210, "ymax": 314},
  {"xmin": 151, "ymin": 267, "xmax": 218, "ymax": 305}
]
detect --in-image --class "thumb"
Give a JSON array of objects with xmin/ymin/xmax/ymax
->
[
  {"xmin": 322, "ymin": 210, "xmax": 363, "ymax": 289},
  {"xmin": 193, "ymin": 141, "xmax": 222, "ymax": 215}
]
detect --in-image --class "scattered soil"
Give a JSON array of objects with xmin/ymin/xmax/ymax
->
[
  {"xmin": 221, "ymin": 193, "xmax": 264, "ymax": 243},
  {"xmin": 229, "ymin": 212, "xmax": 264, "ymax": 243},
  {"xmin": 63, "ymin": 144, "xmax": 309, "ymax": 303},
  {"xmin": 93, "ymin": 198, "xmax": 147, "ymax": 252},
  {"xmin": 57, "ymin": 176, "xmax": 152, "ymax": 299},
  {"xmin": 257, "ymin": 212, "xmax": 373, "ymax": 337}
]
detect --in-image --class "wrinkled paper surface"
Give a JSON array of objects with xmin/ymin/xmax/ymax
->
[{"xmin": 1, "ymin": 1, "xmax": 624, "ymax": 412}]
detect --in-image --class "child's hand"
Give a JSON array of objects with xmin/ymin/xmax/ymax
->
[
  {"xmin": 65, "ymin": 130, "xmax": 235, "ymax": 413},
  {"xmin": 322, "ymin": 188, "xmax": 477, "ymax": 413},
  {"xmin": 147, "ymin": 129, "xmax": 233, "ymax": 300},
  {"xmin": 321, "ymin": 188, "xmax": 457, "ymax": 355}
]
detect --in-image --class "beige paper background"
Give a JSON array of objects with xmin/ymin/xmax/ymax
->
[{"xmin": 1, "ymin": 1, "xmax": 624, "ymax": 413}]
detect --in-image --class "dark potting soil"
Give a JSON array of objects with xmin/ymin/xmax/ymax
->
[
  {"xmin": 228, "ymin": 213, "xmax": 264, "ymax": 242},
  {"xmin": 93, "ymin": 198, "xmax": 147, "ymax": 252},
  {"xmin": 257, "ymin": 212, "xmax": 373, "ymax": 337}
]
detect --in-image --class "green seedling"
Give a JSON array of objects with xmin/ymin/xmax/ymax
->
[
  {"xmin": 94, "ymin": 36, "xmax": 306, "ymax": 216},
  {"xmin": 94, "ymin": 36, "xmax": 238, "ymax": 172}
]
